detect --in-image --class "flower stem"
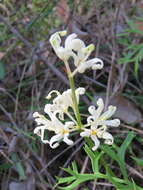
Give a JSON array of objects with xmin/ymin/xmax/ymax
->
[{"xmin": 64, "ymin": 61, "xmax": 82, "ymax": 129}]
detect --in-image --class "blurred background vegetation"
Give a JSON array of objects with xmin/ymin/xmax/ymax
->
[{"xmin": 0, "ymin": 0, "xmax": 143, "ymax": 190}]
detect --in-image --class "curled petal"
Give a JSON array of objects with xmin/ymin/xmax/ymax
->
[
  {"xmin": 77, "ymin": 58, "xmax": 103, "ymax": 73},
  {"xmin": 63, "ymin": 134, "xmax": 74, "ymax": 145},
  {"xmin": 95, "ymin": 98, "xmax": 104, "ymax": 119},
  {"xmin": 57, "ymin": 47, "xmax": 72, "ymax": 60},
  {"xmin": 102, "ymin": 132, "xmax": 114, "ymax": 145},
  {"xmin": 91, "ymin": 135, "xmax": 100, "ymax": 151},
  {"xmin": 75, "ymin": 87, "xmax": 85, "ymax": 103},
  {"xmin": 82, "ymin": 44, "xmax": 95, "ymax": 59},
  {"xmin": 65, "ymin": 33, "xmax": 85, "ymax": 51},
  {"xmin": 65, "ymin": 33, "xmax": 77, "ymax": 48},
  {"xmin": 91, "ymin": 58, "xmax": 104, "ymax": 70},
  {"xmin": 34, "ymin": 117, "xmax": 48, "ymax": 125},
  {"xmin": 99, "ymin": 119, "xmax": 120, "ymax": 127},
  {"xmin": 46, "ymin": 90, "xmax": 60, "ymax": 100},
  {"xmin": 34, "ymin": 126, "xmax": 42, "ymax": 135},
  {"xmin": 49, "ymin": 33, "xmax": 61, "ymax": 48},
  {"xmin": 33, "ymin": 112, "xmax": 41, "ymax": 118},
  {"xmin": 80, "ymin": 129, "xmax": 91, "ymax": 137},
  {"xmin": 88, "ymin": 98, "xmax": 104, "ymax": 122},
  {"xmin": 49, "ymin": 30, "xmax": 67, "ymax": 49},
  {"xmin": 87, "ymin": 115, "xmax": 95, "ymax": 125},
  {"xmin": 65, "ymin": 121, "xmax": 75, "ymax": 128},
  {"xmin": 75, "ymin": 87, "xmax": 85, "ymax": 95},
  {"xmin": 44, "ymin": 104, "xmax": 53, "ymax": 116},
  {"xmin": 49, "ymin": 134, "xmax": 63, "ymax": 149},
  {"xmin": 58, "ymin": 111, "xmax": 64, "ymax": 120},
  {"xmin": 100, "ymin": 106, "xmax": 116, "ymax": 121},
  {"xmin": 88, "ymin": 106, "xmax": 96, "ymax": 115}
]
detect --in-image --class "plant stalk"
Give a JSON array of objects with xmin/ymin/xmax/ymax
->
[{"xmin": 64, "ymin": 61, "xmax": 82, "ymax": 129}]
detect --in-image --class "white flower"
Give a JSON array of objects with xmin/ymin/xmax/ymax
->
[
  {"xmin": 49, "ymin": 31, "xmax": 82, "ymax": 61},
  {"xmin": 33, "ymin": 109, "xmax": 76, "ymax": 148},
  {"xmin": 49, "ymin": 31, "xmax": 103, "ymax": 74},
  {"xmin": 45, "ymin": 87, "xmax": 85, "ymax": 120},
  {"xmin": 87, "ymin": 98, "xmax": 120, "ymax": 127},
  {"xmin": 33, "ymin": 112, "xmax": 54, "ymax": 144},
  {"xmin": 73, "ymin": 44, "xmax": 103, "ymax": 74},
  {"xmin": 80, "ymin": 98, "xmax": 120, "ymax": 151},
  {"xmin": 49, "ymin": 120, "xmax": 75, "ymax": 149},
  {"xmin": 76, "ymin": 57, "xmax": 103, "ymax": 73},
  {"xmin": 80, "ymin": 125, "xmax": 113, "ymax": 151}
]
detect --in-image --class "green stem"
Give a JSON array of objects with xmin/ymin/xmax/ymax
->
[{"xmin": 65, "ymin": 61, "xmax": 82, "ymax": 129}]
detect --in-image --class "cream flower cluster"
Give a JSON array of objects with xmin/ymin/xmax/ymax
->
[
  {"xmin": 80, "ymin": 98, "xmax": 120, "ymax": 150},
  {"xmin": 49, "ymin": 31, "xmax": 103, "ymax": 75},
  {"xmin": 33, "ymin": 31, "xmax": 120, "ymax": 151},
  {"xmin": 33, "ymin": 89, "xmax": 120, "ymax": 150},
  {"xmin": 33, "ymin": 88, "xmax": 85, "ymax": 148}
]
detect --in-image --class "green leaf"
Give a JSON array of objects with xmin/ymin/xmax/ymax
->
[
  {"xmin": 105, "ymin": 165, "xmax": 127, "ymax": 189},
  {"xmin": 71, "ymin": 161, "xmax": 78, "ymax": 173},
  {"xmin": 0, "ymin": 61, "xmax": 5, "ymax": 80},
  {"xmin": 117, "ymin": 131, "xmax": 135, "ymax": 162},
  {"xmin": 62, "ymin": 167, "xmax": 77, "ymax": 176},
  {"xmin": 101, "ymin": 145, "xmax": 128, "ymax": 181},
  {"xmin": 11, "ymin": 153, "xmax": 26, "ymax": 180},
  {"xmin": 101, "ymin": 145, "xmax": 118, "ymax": 161},
  {"xmin": 57, "ymin": 176, "xmax": 76, "ymax": 184},
  {"xmin": 84, "ymin": 144, "xmax": 103, "ymax": 173},
  {"xmin": 132, "ymin": 157, "xmax": 143, "ymax": 167},
  {"xmin": 0, "ymin": 163, "xmax": 12, "ymax": 170}
]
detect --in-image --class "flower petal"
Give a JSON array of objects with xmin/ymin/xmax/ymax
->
[
  {"xmin": 91, "ymin": 135, "xmax": 100, "ymax": 151},
  {"xmin": 63, "ymin": 134, "xmax": 74, "ymax": 145},
  {"xmin": 65, "ymin": 33, "xmax": 77, "ymax": 49},
  {"xmin": 49, "ymin": 30, "xmax": 67, "ymax": 49},
  {"xmin": 100, "ymin": 105, "xmax": 116, "ymax": 121},
  {"xmin": 65, "ymin": 33, "xmax": 85, "ymax": 51},
  {"xmin": 46, "ymin": 90, "xmax": 60, "ymax": 100},
  {"xmin": 80, "ymin": 129, "xmax": 91, "ymax": 137},
  {"xmin": 102, "ymin": 131, "xmax": 114, "ymax": 145},
  {"xmin": 34, "ymin": 126, "xmax": 42, "ymax": 135},
  {"xmin": 99, "ymin": 119, "xmax": 120, "ymax": 127},
  {"xmin": 87, "ymin": 98, "xmax": 104, "ymax": 124},
  {"xmin": 81, "ymin": 44, "xmax": 95, "ymax": 61},
  {"xmin": 49, "ymin": 134, "xmax": 63, "ymax": 149},
  {"xmin": 75, "ymin": 87, "xmax": 85, "ymax": 103},
  {"xmin": 77, "ymin": 58, "xmax": 103, "ymax": 73}
]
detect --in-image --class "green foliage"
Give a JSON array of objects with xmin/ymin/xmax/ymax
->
[
  {"xmin": 118, "ymin": 19, "xmax": 143, "ymax": 76},
  {"xmin": 0, "ymin": 61, "xmax": 5, "ymax": 80},
  {"xmin": 57, "ymin": 132, "xmax": 143, "ymax": 190},
  {"xmin": 11, "ymin": 152, "xmax": 26, "ymax": 180},
  {"xmin": 0, "ymin": 163, "xmax": 12, "ymax": 171},
  {"xmin": 132, "ymin": 157, "xmax": 143, "ymax": 167}
]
